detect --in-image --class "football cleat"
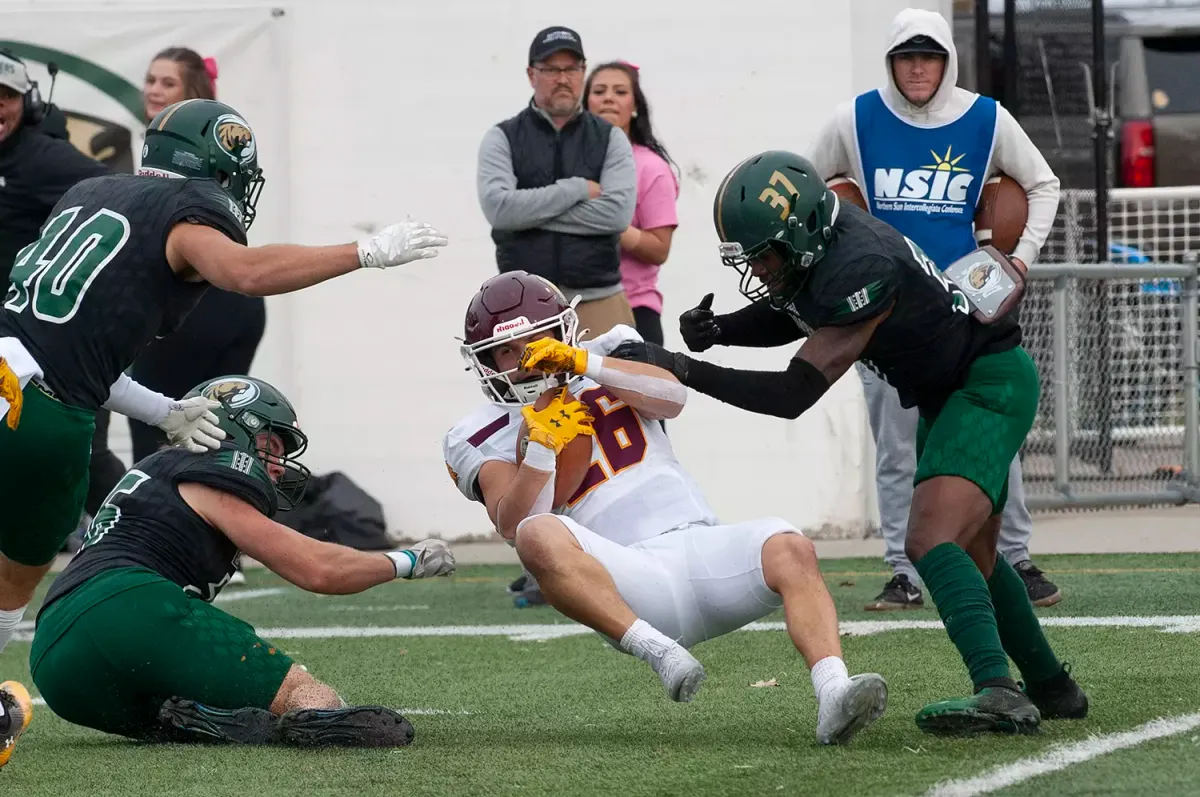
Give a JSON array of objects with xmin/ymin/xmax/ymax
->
[
  {"xmin": 1023, "ymin": 663, "xmax": 1089, "ymax": 720},
  {"xmin": 916, "ymin": 685, "xmax": 1041, "ymax": 736},
  {"xmin": 277, "ymin": 706, "xmax": 414, "ymax": 748},
  {"xmin": 0, "ymin": 681, "xmax": 33, "ymax": 768},
  {"xmin": 816, "ymin": 673, "xmax": 889, "ymax": 745},
  {"xmin": 655, "ymin": 646, "xmax": 707, "ymax": 703},
  {"xmin": 157, "ymin": 697, "xmax": 280, "ymax": 745}
]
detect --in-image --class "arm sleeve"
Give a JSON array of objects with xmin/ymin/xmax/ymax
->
[
  {"xmin": 102, "ymin": 373, "xmax": 172, "ymax": 425},
  {"xmin": 683, "ymin": 356, "xmax": 831, "ymax": 420},
  {"xmin": 31, "ymin": 138, "xmax": 111, "ymax": 207},
  {"xmin": 176, "ymin": 446, "xmax": 278, "ymax": 517},
  {"xmin": 172, "ymin": 181, "xmax": 248, "ymax": 245},
  {"xmin": 714, "ymin": 300, "xmax": 806, "ymax": 348},
  {"xmin": 476, "ymin": 126, "xmax": 590, "ymax": 231},
  {"xmin": 540, "ymin": 126, "xmax": 638, "ymax": 235},
  {"xmin": 991, "ymin": 104, "xmax": 1061, "ymax": 266},
  {"xmin": 812, "ymin": 255, "xmax": 899, "ymax": 327}
]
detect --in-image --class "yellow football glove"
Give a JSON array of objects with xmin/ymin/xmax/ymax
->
[
  {"xmin": 520, "ymin": 388, "xmax": 595, "ymax": 454},
  {"xmin": 520, "ymin": 338, "xmax": 589, "ymax": 376}
]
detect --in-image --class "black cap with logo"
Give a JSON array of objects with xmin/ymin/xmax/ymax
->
[
  {"xmin": 528, "ymin": 26, "xmax": 585, "ymax": 65},
  {"xmin": 888, "ymin": 35, "xmax": 948, "ymax": 56}
]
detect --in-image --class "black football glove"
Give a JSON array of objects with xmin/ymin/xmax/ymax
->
[
  {"xmin": 679, "ymin": 293, "xmax": 722, "ymax": 353},
  {"xmin": 609, "ymin": 341, "xmax": 691, "ymax": 383}
]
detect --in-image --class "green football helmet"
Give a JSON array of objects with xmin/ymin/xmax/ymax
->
[
  {"xmin": 184, "ymin": 375, "xmax": 310, "ymax": 510},
  {"xmin": 712, "ymin": 151, "xmax": 839, "ymax": 307},
  {"xmin": 139, "ymin": 98, "xmax": 265, "ymax": 230}
]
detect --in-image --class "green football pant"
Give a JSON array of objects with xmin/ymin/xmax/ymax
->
[
  {"xmin": 915, "ymin": 346, "xmax": 1040, "ymax": 515},
  {"xmin": 0, "ymin": 382, "xmax": 94, "ymax": 566},
  {"xmin": 31, "ymin": 567, "xmax": 294, "ymax": 739}
]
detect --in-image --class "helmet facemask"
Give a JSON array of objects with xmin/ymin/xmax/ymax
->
[
  {"xmin": 460, "ymin": 302, "xmax": 581, "ymax": 406},
  {"xmin": 720, "ymin": 192, "xmax": 840, "ymax": 309},
  {"xmin": 232, "ymin": 406, "xmax": 311, "ymax": 511}
]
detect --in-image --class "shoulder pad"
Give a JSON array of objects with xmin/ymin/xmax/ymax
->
[
  {"xmin": 443, "ymin": 405, "xmax": 521, "ymax": 503},
  {"xmin": 177, "ymin": 445, "xmax": 277, "ymax": 516}
]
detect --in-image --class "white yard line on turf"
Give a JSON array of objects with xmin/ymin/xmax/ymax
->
[
  {"xmin": 13, "ymin": 615, "xmax": 1200, "ymax": 644},
  {"xmin": 214, "ymin": 587, "xmax": 287, "ymax": 603},
  {"xmin": 921, "ymin": 712, "xmax": 1200, "ymax": 797}
]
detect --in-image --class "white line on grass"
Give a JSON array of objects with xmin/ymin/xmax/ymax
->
[
  {"xmin": 215, "ymin": 587, "xmax": 287, "ymax": 603},
  {"xmin": 921, "ymin": 711, "xmax": 1200, "ymax": 797},
  {"xmin": 13, "ymin": 615, "xmax": 1200, "ymax": 644}
]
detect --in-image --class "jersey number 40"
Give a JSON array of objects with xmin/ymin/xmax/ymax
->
[{"xmin": 5, "ymin": 206, "xmax": 132, "ymax": 323}]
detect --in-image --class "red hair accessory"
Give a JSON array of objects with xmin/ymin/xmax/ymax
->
[
  {"xmin": 618, "ymin": 60, "xmax": 640, "ymax": 73},
  {"xmin": 203, "ymin": 56, "xmax": 219, "ymax": 90}
]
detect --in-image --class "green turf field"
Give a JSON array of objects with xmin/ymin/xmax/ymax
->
[{"xmin": 3, "ymin": 553, "xmax": 1200, "ymax": 796}]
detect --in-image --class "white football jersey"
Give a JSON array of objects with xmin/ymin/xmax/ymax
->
[{"xmin": 443, "ymin": 375, "xmax": 717, "ymax": 547}]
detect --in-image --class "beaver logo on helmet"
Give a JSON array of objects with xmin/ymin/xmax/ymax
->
[
  {"xmin": 202, "ymin": 378, "xmax": 260, "ymax": 409},
  {"xmin": 213, "ymin": 113, "xmax": 256, "ymax": 164}
]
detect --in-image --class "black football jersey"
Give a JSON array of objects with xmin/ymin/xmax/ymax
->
[
  {"xmin": 0, "ymin": 174, "xmax": 246, "ymax": 409},
  {"xmin": 39, "ymin": 444, "xmax": 277, "ymax": 617},
  {"xmin": 784, "ymin": 203, "xmax": 1020, "ymax": 410}
]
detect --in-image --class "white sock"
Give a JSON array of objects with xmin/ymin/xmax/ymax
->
[
  {"xmin": 811, "ymin": 655, "xmax": 850, "ymax": 705},
  {"xmin": 618, "ymin": 619, "xmax": 677, "ymax": 666},
  {"xmin": 0, "ymin": 606, "xmax": 26, "ymax": 655}
]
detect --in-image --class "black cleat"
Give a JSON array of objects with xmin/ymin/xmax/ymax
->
[
  {"xmin": 1015, "ymin": 560, "xmax": 1063, "ymax": 607},
  {"xmin": 1023, "ymin": 663, "xmax": 1089, "ymax": 720},
  {"xmin": 157, "ymin": 698, "xmax": 280, "ymax": 745},
  {"xmin": 278, "ymin": 706, "xmax": 414, "ymax": 748},
  {"xmin": 864, "ymin": 573, "xmax": 924, "ymax": 611},
  {"xmin": 916, "ymin": 684, "xmax": 1041, "ymax": 737}
]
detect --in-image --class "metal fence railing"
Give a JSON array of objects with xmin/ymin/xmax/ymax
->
[{"xmin": 1020, "ymin": 262, "xmax": 1199, "ymax": 510}]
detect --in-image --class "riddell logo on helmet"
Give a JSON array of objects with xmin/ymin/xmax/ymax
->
[{"xmin": 493, "ymin": 316, "xmax": 532, "ymax": 335}]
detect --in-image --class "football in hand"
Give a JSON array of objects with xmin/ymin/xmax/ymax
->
[
  {"xmin": 974, "ymin": 173, "xmax": 1028, "ymax": 255},
  {"xmin": 516, "ymin": 387, "xmax": 594, "ymax": 507},
  {"xmin": 827, "ymin": 175, "xmax": 868, "ymax": 211}
]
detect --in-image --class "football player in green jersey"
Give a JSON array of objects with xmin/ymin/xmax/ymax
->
[
  {"xmin": 25, "ymin": 376, "xmax": 454, "ymax": 752},
  {"xmin": 0, "ymin": 97, "xmax": 448, "ymax": 694},
  {"xmin": 611, "ymin": 151, "xmax": 1087, "ymax": 737}
]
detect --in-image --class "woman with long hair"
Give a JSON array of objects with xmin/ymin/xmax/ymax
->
[
  {"xmin": 127, "ymin": 47, "xmax": 267, "ymax": 463},
  {"xmin": 584, "ymin": 61, "xmax": 679, "ymax": 346}
]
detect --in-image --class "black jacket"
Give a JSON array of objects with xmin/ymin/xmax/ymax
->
[
  {"xmin": 0, "ymin": 113, "xmax": 110, "ymax": 281},
  {"xmin": 491, "ymin": 106, "xmax": 619, "ymax": 289}
]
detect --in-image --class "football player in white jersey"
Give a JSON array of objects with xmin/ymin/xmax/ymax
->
[{"xmin": 442, "ymin": 271, "xmax": 888, "ymax": 746}]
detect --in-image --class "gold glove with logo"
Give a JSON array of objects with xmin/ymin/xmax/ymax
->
[
  {"xmin": 520, "ymin": 338, "xmax": 589, "ymax": 376},
  {"xmin": 520, "ymin": 388, "xmax": 595, "ymax": 454}
]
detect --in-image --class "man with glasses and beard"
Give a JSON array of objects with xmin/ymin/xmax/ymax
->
[{"xmin": 476, "ymin": 25, "xmax": 637, "ymax": 342}]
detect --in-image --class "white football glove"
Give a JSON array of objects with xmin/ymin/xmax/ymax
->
[
  {"xmin": 357, "ymin": 220, "xmax": 449, "ymax": 269},
  {"xmin": 158, "ymin": 397, "xmax": 226, "ymax": 453},
  {"xmin": 395, "ymin": 539, "xmax": 456, "ymax": 579}
]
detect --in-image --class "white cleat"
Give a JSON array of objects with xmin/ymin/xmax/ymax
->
[
  {"xmin": 816, "ymin": 673, "xmax": 888, "ymax": 745},
  {"xmin": 655, "ymin": 646, "xmax": 707, "ymax": 703}
]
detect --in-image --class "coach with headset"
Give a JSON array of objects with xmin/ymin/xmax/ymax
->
[
  {"xmin": 0, "ymin": 50, "xmax": 126, "ymax": 527},
  {"xmin": 0, "ymin": 51, "xmax": 110, "ymax": 280}
]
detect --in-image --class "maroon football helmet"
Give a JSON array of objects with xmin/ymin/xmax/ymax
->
[{"xmin": 460, "ymin": 271, "xmax": 580, "ymax": 405}]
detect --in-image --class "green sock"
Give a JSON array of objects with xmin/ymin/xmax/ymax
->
[
  {"xmin": 988, "ymin": 557, "xmax": 1063, "ymax": 685},
  {"xmin": 915, "ymin": 542, "xmax": 1011, "ymax": 690}
]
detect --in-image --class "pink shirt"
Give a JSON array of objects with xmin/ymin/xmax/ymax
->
[{"xmin": 620, "ymin": 144, "xmax": 679, "ymax": 314}]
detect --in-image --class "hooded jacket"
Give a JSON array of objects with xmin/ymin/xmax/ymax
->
[{"xmin": 807, "ymin": 8, "xmax": 1059, "ymax": 268}]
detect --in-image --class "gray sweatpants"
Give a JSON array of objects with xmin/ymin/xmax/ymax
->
[{"xmin": 857, "ymin": 365, "xmax": 1034, "ymax": 585}]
